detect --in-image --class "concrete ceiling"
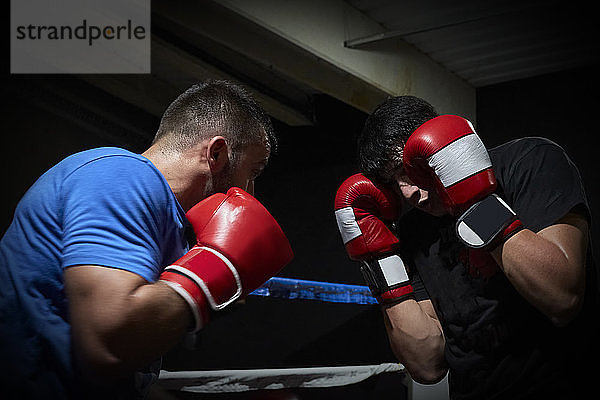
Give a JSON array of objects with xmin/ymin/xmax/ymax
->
[{"xmin": 346, "ymin": 0, "xmax": 600, "ymax": 87}]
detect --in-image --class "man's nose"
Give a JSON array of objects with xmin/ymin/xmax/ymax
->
[{"xmin": 401, "ymin": 184, "xmax": 422, "ymax": 206}]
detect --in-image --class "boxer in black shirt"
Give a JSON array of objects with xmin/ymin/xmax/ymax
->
[{"xmin": 335, "ymin": 96, "xmax": 597, "ymax": 399}]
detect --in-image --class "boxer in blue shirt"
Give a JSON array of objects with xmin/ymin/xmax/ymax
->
[{"xmin": 0, "ymin": 80, "xmax": 292, "ymax": 399}]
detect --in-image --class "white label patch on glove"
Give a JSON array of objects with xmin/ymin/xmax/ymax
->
[
  {"xmin": 335, "ymin": 206, "xmax": 362, "ymax": 244},
  {"xmin": 428, "ymin": 133, "xmax": 492, "ymax": 188},
  {"xmin": 378, "ymin": 255, "xmax": 409, "ymax": 285}
]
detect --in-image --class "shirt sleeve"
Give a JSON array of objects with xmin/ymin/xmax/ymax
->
[
  {"xmin": 60, "ymin": 155, "xmax": 170, "ymax": 282},
  {"xmin": 410, "ymin": 266, "xmax": 430, "ymax": 302},
  {"xmin": 501, "ymin": 138, "xmax": 590, "ymax": 233}
]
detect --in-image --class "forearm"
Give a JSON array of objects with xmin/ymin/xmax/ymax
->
[
  {"xmin": 99, "ymin": 282, "xmax": 193, "ymax": 376},
  {"xmin": 491, "ymin": 226, "xmax": 585, "ymax": 326},
  {"xmin": 67, "ymin": 267, "xmax": 194, "ymax": 383},
  {"xmin": 382, "ymin": 299, "xmax": 447, "ymax": 384}
]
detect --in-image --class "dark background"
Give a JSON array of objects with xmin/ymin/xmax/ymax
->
[
  {"xmin": 4, "ymin": 65, "xmax": 598, "ymax": 283},
  {"xmin": 3, "ymin": 63, "xmax": 599, "ymax": 367},
  {"xmin": 2, "ymin": 48, "xmax": 599, "ymax": 398}
]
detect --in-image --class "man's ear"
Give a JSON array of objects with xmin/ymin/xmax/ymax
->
[{"xmin": 206, "ymin": 136, "xmax": 229, "ymax": 173}]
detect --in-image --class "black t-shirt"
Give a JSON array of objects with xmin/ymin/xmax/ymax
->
[{"xmin": 396, "ymin": 137, "xmax": 598, "ymax": 399}]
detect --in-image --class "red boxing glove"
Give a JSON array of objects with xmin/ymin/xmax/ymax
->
[
  {"xmin": 403, "ymin": 115, "xmax": 522, "ymax": 248},
  {"xmin": 334, "ymin": 173, "xmax": 413, "ymax": 304},
  {"xmin": 403, "ymin": 115, "xmax": 496, "ymax": 215},
  {"xmin": 160, "ymin": 188, "xmax": 293, "ymax": 332}
]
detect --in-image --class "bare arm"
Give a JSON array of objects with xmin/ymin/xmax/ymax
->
[
  {"xmin": 382, "ymin": 298, "xmax": 447, "ymax": 384},
  {"xmin": 65, "ymin": 265, "xmax": 193, "ymax": 384},
  {"xmin": 490, "ymin": 213, "xmax": 588, "ymax": 326}
]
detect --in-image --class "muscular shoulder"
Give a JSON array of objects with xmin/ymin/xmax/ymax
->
[
  {"xmin": 64, "ymin": 148, "xmax": 162, "ymax": 184},
  {"xmin": 489, "ymin": 137, "xmax": 589, "ymax": 232},
  {"xmin": 62, "ymin": 148, "xmax": 174, "ymax": 210},
  {"xmin": 489, "ymin": 136, "xmax": 562, "ymax": 155},
  {"xmin": 60, "ymin": 149, "xmax": 184, "ymax": 282},
  {"xmin": 488, "ymin": 137, "xmax": 567, "ymax": 180}
]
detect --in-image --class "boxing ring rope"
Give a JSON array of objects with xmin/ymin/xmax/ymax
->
[
  {"xmin": 158, "ymin": 363, "xmax": 405, "ymax": 393},
  {"xmin": 248, "ymin": 276, "xmax": 378, "ymax": 304},
  {"xmin": 158, "ymin": 277, "xmax": 408, "ymax": 395}
]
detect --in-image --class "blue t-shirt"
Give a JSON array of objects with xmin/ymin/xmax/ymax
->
[{"xmin": 0, "ymin": 147, "xmax": 187, "ymax": 398}]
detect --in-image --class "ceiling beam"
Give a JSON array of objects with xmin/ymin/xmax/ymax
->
[{"xmin": 217, "ymin": 0, "xmax": 475, "ymax": 119}]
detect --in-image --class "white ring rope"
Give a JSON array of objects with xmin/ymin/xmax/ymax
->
[{"xmin": 158, "ymin": 363, "xmax": 405, "ymax": 393}]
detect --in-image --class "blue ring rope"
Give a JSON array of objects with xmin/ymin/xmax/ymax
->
[{"xmin": 249, "ymin": 277, "xmax": 377, "ymax": 305}]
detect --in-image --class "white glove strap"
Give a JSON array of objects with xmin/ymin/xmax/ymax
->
[
  {"xmin": 165, "ymin": 246, "xmax": 243, "ymax": 311},
  {"xmin": 159, "ymin": 279, "xmax": 205, "ymax": 333},
  {"xmin": 335, "ymin": 206, "xmax": 362, "ymax": 244}
]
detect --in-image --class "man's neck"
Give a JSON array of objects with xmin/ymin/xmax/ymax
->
[{"xmin": 141, "ymin": 145, "xmax": 206, "ymax": 211}]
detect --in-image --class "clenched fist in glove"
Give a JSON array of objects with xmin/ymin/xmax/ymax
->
[
  {"xmin": 403, "ymin": 115, "xmax": 523, "ymax": 249},
  {"xmin": 334, "ymin": 173, "xmax": 414, "ymax": 304},
  {"xmin": 160, "ymin": 188, "xmax": 293, "ymax": 332}
]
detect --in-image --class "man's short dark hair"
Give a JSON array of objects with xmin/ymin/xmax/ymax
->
[
  {"xmin": 153, "ymin": 80, "xmax": 277, "ymax": 162},
  {"xmin": 358, "ymin": 96, "xmax": 438, "ymax": 181}
]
